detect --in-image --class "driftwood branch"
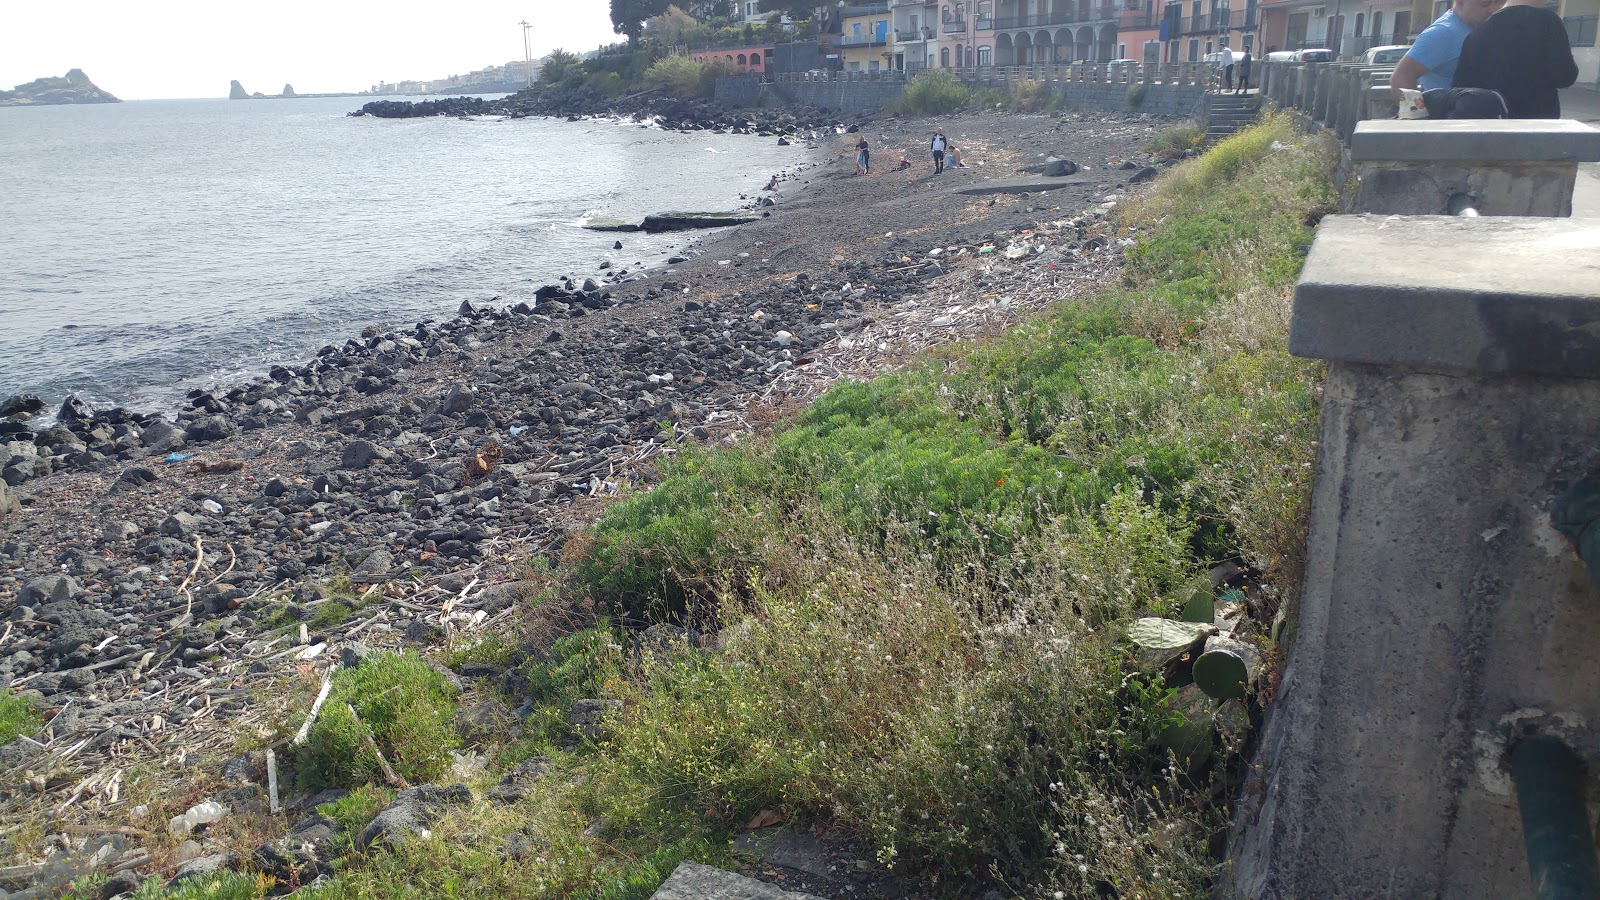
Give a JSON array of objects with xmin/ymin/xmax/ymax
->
[{"xmin": 291, "ymin": 673, "xmax": 334, "ymax": 747}]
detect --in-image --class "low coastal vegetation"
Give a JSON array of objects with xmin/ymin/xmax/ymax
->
[{"xmin": 49, "ymin": 114, "xmax": 1336, "ymax": 899}]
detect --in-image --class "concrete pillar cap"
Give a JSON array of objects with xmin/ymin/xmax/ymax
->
[
  {"xmin": 1352, "ymin": 119, "xmax": 1600, "ymax": 163},
  {"xmin": 1289, "ymin": 215, "xmax": 1600, "ymax": 377}
]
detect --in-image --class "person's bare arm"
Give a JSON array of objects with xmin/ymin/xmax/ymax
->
[{"xmin": 1390, "ymin": 54, "xmax": 1427, "ymax": 99}]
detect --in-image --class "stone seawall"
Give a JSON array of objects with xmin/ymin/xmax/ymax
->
[{"xmin": 715, "ymin": 73, "xmax": 1205, "ymax": 119}]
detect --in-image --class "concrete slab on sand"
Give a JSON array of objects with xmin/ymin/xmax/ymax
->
[
  {"xmin": 954, "ymin": 174, "xmax": 1093, "ymax": 195},
  {"xmin": 650, "ymin": 861, "xmax": 830, "ymax": 900}
]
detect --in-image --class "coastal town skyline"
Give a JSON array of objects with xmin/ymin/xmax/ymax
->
[{"xmin": 0, "ymin": 0, "xmax": 620, "ymax": 100}]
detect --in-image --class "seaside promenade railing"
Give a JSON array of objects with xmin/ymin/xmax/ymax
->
[
  {"xmin": 770, "ymin": 61, "xmax": 1218, "ymax": 88},
  {"xmin": 1252, "ymin": 58, "xmax": 1401, "ymax": 142}
]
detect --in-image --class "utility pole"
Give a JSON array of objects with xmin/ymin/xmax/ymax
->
[{"xmin": 520, "ymin": 20, "xmax": 534, "ymax": 86}]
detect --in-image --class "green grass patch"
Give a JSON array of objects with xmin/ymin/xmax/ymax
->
[{"xmin": 0, "ymin": 692, "xmax": 41, "ymax": 744}]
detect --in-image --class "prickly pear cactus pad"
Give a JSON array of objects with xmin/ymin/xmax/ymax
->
[
  {"xmin": 1194, "ymin": 647, "xmax": 1250, "ymax": 700},
  {"xmin": 1127, "ymin": 617, "xmax": 1215, "ymax": 652}
]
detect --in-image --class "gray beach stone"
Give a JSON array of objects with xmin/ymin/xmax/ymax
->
[{"xmin": 650, "ymin": 861, "xmax": 828, "ymax": 899}]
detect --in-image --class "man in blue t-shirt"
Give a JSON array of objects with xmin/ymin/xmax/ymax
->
[{"xmin": 1391, "ymin": 0, "xmax": 1504, "ymax": 96}]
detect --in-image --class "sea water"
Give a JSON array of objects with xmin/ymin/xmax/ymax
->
[{"xmin": 0, "ymin": 96, "xmax": 803, "ymax": 414}]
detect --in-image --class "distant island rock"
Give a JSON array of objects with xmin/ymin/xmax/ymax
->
[
  {"xmin": 229, "ymin": 78, "xmax": 359, "ymax": 100},
  {"xmin": 0, "ymin": 69, "xmax": 120, "ymax": 107}
]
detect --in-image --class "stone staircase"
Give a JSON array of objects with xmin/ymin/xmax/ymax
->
[{"xmin": 1204, "ymin": 92, "xmax": 1261, "ymax": 144}]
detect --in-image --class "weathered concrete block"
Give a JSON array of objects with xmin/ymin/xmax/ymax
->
[{"xmin": 1229, "ymin": 213, "xmax": 1600, "ymax": 898}]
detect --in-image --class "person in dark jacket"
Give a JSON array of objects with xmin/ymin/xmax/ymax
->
[
  {"xmin": 1452, "ymin": 0, "xmax": 1578, "ymax": 118},
  {"xmin": 1235, "ymin": 52, "xmax": 1253, "ymax": 94}
]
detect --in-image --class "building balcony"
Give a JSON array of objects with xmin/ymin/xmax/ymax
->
[
  {"xmin": 838, "ymin": 33, "xmax": 890, "ymax": 45},
  {"xmin": 975, "ymin": 15, "xmax": 994, "ymax": 28},
  {"xmin": 896, "ymin": 26, "xmax": 937, "ymax": 40},
  {"xmin": 944, "ymin": 18, "xmax": 969, "ymax": 31}
]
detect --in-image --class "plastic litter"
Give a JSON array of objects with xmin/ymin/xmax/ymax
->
[
  {"xmin": 163, "ymin": 452, "xmax": 194, "ymax": 463},
  {"xmin": 168, "ymin": 800, "xmax": 228, "ymax": 836},
  {"xmin": 201, "ymin": 499, "xmax": 223, "ymax": 514},
  {"xmin": 508, "ymin": 425, "xmax": 530, "ymax": 436}
]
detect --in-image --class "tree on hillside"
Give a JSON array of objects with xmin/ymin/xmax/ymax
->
[
  {"xmin": 612, "ymin": 0, "xmax": 671, "ymax": 45},
  {"xmin": 540, "ymin": 48, "xmax": 580, "ymax": 84},
  {"xmin": 645, "ymin": 5, "xmax": 701, "ymax": 48}
]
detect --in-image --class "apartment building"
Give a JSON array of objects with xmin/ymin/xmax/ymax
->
[
  {"xmin": 840, "ymin": 3, "xmax": 894, "ymax": 70},
  {"xmin": 987, "ymin": 0, "xmax": 1161, "ymax": 64}
]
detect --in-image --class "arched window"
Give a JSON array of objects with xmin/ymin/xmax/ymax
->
[
  {"xmin": 941, "ymin": 46, "xmax": 951, "ymax": 66},
  {"xmin": 1353, "ymin": 13, "xmax": 1363, "ymax": 39},
  {"xmin": 738, "ymin": 53, "xmax": 748, "ymax": 65},
  {"xmin": 956, "ymin": 43, "xmax": 964, "ymax": 66},
  {"xmin": 967, "ymin": 47, "xmax": 975, "ymax": 65},
  {"xmin": 977, "ymin": 45, "xmax": 991, "ymax": 65},
  {"xmin": 1371, "ymin": 11, "xmax": 1383, "ymax": 37},
  {"xmin": 751, "ymin": 56, "xmax": 762, "ymax": 68}
]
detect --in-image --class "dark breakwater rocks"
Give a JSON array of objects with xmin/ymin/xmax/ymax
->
[{"xmin": 350, "ymin": 87, "xmax": 840, "ymax": 137}]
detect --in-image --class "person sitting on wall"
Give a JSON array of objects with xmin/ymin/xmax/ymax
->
[{"xmin": 1390, "ymin": 0, "xmax": 1505, "ymax": 100}]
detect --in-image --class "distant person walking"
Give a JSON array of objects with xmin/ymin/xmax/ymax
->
[
  {"xmin": 1235, "ymin": 51, "xmax": 1252, "ymax": 94},
  {"xmin": 1452, "ymin": 0, "xmax": 1578, "ymax": 117},
  {"xmin": 930, "ymin": 127, "xmax": 948, "ymax": 174},
  {"xmin": 1219, "ymin": 44, "xmax": 1235, "ymax": 91},
  {"xmin": 855, "ymin": 136, "xmax": 870, "ymax": 175}
]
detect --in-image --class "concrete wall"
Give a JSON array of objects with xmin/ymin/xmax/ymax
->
[
  {"xmin": 715, "ymin": 75, "xmax": 764, "ymax": 108},
  {"xmin": 722, "ymin": 72, "xmax": 1205, "ymax": 116}
]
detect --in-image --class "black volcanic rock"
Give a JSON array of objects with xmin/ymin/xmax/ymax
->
[{"xmin": 0, "ymin": 69, "xmax": 120, "ymax": 107}]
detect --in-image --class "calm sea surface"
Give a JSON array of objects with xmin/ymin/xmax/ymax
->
[{"xmin": 0, "ymin": 96, "xmax": 803, "ymax": 414}]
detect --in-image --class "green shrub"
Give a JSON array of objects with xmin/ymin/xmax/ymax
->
[
  {"xmin": 642, "ymin": 54, "xmax": 710, "ymax": 99},
  {"xmin": 1126, "ymin": 80, "xmax": 1148, "ymax": 108},
  {"xmin": 1145, "ymin": 119, "xmax": 1204, "ymax": 160},
  {"xmin": 1008, "ymin": 77, "xmax": 1057, "ymax": 112},
  {"xmin": 297, "ymin": 650, "xmax": 460, "ymax": 791},
  {"xmin": 885, "ymin": 69, "xmax": 970, "ymax": 115}
]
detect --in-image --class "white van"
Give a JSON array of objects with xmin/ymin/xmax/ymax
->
[{"xmin": 1362, "ymin": 45, "xmax": 1410, "ymax": 65}]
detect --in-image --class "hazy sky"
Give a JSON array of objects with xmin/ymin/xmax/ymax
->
[{"xmin": 2, "ymin": 1, "xmax": 621, "ymax": 100}]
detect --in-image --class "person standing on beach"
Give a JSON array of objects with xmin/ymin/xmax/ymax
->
[
  {"xmin": 856, "ymin": 136, "xmax": 870, "ymax": 175},
  {"xmin": 930, "ymin": 127, "xmax": 947, "ymax": 175},
  {"xmin": 1235, "ymin": 51, "xmax": 1252, "ymax": 94},
  {"xmin": 1452, "ymin": 0, "xmax": 1578, "ymax": 117}
]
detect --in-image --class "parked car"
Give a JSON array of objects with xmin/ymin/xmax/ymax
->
[
  {"xmin": 1264, "ymin": 50, "xmax": 1298, "ymax": 62},
  {"xmin": 1293, "ymin": 48, "xmax": 1334, "ymax": 63},
  {"xmin": 1362, "ymin": 44, "xmax": 1411, "ymax": 66}
]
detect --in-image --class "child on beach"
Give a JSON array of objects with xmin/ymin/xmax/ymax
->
[
  {"xmin": 893, "ymin": 155, "xmax": 912, "ymax": 171},
  {"xmin": 855, "ymin": 136, "xmax": 870, "ymax": 175}
]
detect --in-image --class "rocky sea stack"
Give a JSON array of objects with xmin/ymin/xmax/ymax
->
[{"xmin": 0, "ymin": 69, "xmax": 120, "ymax": 107}]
